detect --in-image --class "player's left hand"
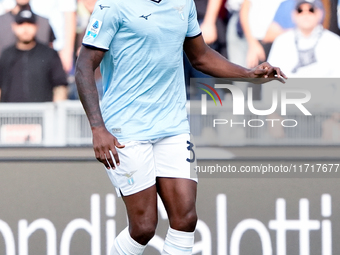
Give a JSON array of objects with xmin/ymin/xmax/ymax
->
[{"xmin": 249, "ymin": 62, "xmax": 287, "ymax": 84}]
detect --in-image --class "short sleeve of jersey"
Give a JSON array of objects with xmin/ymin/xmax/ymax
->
[
  {"xmin": 186, "ymin": 0, "xmax": 201, "ymax": 38},
  {"xmin": 82, "ymin": 0, "xmax": 120, "ymax": 51}
]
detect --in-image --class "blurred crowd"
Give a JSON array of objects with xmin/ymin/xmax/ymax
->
[{"xmin": 0, "ymin": 0, "xmax": 339, "ymax": 103}]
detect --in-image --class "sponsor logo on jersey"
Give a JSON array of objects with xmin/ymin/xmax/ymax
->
[
  {"xmin": 99, "ymin": 4, "xmax": 110, "ymax": 10},
  {"xmin": 112, "ymin": 128, "xmax": 121, "ymax": 133},
  {"xmin": 86, "ymin": 19, "xmax": 103, "ymax": 39},
  {"xmin": 139, "ymin": 14, "xmax": 152, "ymax": 20},
  {"xmin": 92, "ymin": 21, "xmax": 99, "ymax": 29}
]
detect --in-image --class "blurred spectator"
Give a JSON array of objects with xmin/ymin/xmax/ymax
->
[
  {"xmin": 327, "ymin": 0, "xmax": 340, "ymax": 35},
  {"xmin": 268, "ymin": 0, "xmax": 340, "ymax": 77},
  {"xmin": 225, "ymin": 0, "xmax": 248, "ymax": 94},
  {"xmin": 197, "ymin": 0, "xmax": 227, "ymax": 56},
  {"xmin": 226, "ymin": 0, "xmax": 246, "ymax": 67},
  {"xmin": 262, "ymin": 0, "xmax": 296, "ymax": 43},
  {"xmin": 0, "ymin": 10, "xmax": 68, "ymax": 102},
  {"xmin": 68, "ymin": 0, "xmax": 102, "ymax": 100},
  {"xmin": 239, "ymin": 0, "xmax": 284, "ymax": 68},
  {"xmin": 0, "ymin": 0, "xmax": 13, "ymax": 15},
  {"xmin": 2, "ymin": 0, "xmax": 77, "ymax": 73},
  {"xmin": 31, "ymin": 0, "xmax": 77, "ymax": 73},
  {"xmin": 76, "ymin": 0, "xmax": 96, "ymax": 54},
  {"xmin": 0, "ymin": 0, "xmax": 55, "ymax": 57},
  {"xmin": 263, "ymin": 0, "xmax": 333, "ymax": 43},
  {"xmin": 239, "ymin": 0, "xmax": 283, "ymax": 100},
  {"xmin": 265, "ymin": 0, "xmax": 340, "ymax": 140},
  {"xmin": 79, "ymin": 0, "xmax": 96, "ymax": 14}
]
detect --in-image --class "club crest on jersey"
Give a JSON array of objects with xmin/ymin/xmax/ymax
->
[
  {"xmin": 123, "ymin": 171, "xmax": 137, "ymax": 185},
  {"xmin": 173, "ymin": 5, "xmax": 185, "ymax": 20},
  {"xmin": 86, "ymin": 18, "xmax": 103, "ymax": 39}
]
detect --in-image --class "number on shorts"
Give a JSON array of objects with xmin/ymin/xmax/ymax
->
[{"xmin": 186, "ymin": 140, "xmax": 195, "ymax": 163}]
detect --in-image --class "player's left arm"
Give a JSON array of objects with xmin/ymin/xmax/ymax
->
[
  {"xmin": 183, "ymin": 34, "xmax": 287, "ymax": 83},
  {"xmin": 75, "ymin": 46, "xmax": 125, "ymax": 169}
]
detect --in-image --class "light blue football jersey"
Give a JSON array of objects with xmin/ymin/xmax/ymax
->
[{"xmin": 82, "ymin": 0, "xmax": 201, "ymax": 142}]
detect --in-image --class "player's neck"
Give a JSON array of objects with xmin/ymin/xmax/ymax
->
[{"xmin": 16, "ymin": 40, "xmax": 36, "ymax": 51}]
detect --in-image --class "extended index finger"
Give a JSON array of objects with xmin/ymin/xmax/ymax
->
[
  {"xmin": 109, "ymin": 149, "xmax": 119, "ymax": 168},
  {"xmin": 274, "ymin": 76, "xmax": 286, "ymax": 84},
  {"xmin": 105, "ymin": 149, "xmax": 116, "ymax": 170},
  {"xmin": 273, "ymin": 67, "xmax": 287, "ymax": 83},
  {"xmin": 272, "ymin": 67, "xmax": 287, "ymax": 79}
]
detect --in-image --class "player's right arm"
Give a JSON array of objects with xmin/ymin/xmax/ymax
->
[{"xmin": 75, "ymin": 46, "xmax": 124, "ymax": 169}]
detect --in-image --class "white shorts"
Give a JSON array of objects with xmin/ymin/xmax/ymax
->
[{"xmin": 105, "ymin": 133, "xmax": 198, "ymax": 197}]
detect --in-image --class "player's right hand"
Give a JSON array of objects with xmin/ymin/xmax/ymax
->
[{"xmin": 92, "ymin": 126, "xmax": 125, "ymax": 169}]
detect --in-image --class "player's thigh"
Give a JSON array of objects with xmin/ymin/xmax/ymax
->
[
  {"xmin": 153, "ymin": 133, "xmax": 198, "ymax": 229},
  {"xmin": 122, "ymin": 184, "xmax": 158, "ymax": 232},
  {"xmin": 108, "ymin": 141, "xmax": 158, "ymax": 241},
  {"xmin": 156, "ymin": 177, "xmax": 197, "ymax": 230}
]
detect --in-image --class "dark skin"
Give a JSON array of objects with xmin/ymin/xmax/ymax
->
[
  {"xmin": 183, "ymin": 34, "xmax": 287, "ymax": 82},
  {"xmin": 75, "ymin": 34, "xmax": 287, "ymax": 245}
]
